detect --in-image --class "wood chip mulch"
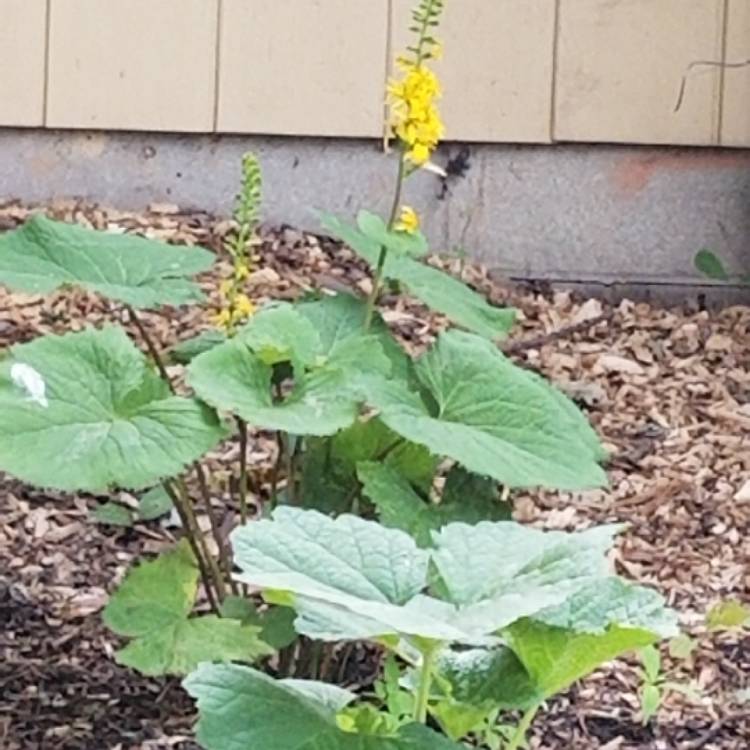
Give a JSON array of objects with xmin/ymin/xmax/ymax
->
[{"xmin": 0, "ymin": 200, "xmax": 748, "ymax": 750}]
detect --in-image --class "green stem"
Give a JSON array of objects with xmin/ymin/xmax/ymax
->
[
  {"xmin": 506, "ymin": 703, "xmax": 541, "ymax": 750},
  {"xmin": 126, "ymin": 305, "xmax": 171, "ymax": 385},
  {"xmin": 363, "ymin": 153, "xmax": 406, "ymax": 331},
  {"xmin": 413, "ymin": 646, "xmax": 438, "ymax": 724}
]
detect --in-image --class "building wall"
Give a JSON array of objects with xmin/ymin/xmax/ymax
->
[{"xmin": 1, "ymin": 0, "xmax": 749, "ymax": 147}]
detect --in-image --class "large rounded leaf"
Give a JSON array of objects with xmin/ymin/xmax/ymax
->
[
  {"xmin": 184, "ymin": 663, "xmax": 463, "ymax": 750},
  {"xmin": 0, "ymin": 325, "xmax": 226, "ymax": 491},
  {"xmin": 0, "ymin": 214, "xmax": 214, "ymax": 307},
  {"xmin": 365, "ymin": 330, "xmax": 608, "ymax": 490}
]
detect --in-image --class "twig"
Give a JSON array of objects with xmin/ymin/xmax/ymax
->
[{"xmin": 502, "ymin": 312, "xmax": 613, "ymax": 355}]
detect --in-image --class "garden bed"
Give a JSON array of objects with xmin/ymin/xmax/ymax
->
[{"xmin": 0, "ymin": 200, "xmax": 748, "ymax": 750}]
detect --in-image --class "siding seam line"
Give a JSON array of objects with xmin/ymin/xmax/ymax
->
[
  {"xmin": 549, "ymin": 0, "xmax": 562, "ymax": 144},
  {"xmin": 212, "ymin": 0, "xmax": 224, "ymax": 132},
  {"xmin": 42, "ymin": 0, "xmax": 52, "ymax": 126},
  {"xmin": 717, "ymin": 0, "xmax": 730, "ymax": 145}
]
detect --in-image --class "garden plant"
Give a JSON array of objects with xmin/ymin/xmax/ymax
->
[{"xmin": 0, "ymin": 2, "xmax": 681, "ymax": 747}]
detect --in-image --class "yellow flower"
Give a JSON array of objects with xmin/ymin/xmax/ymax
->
[
  {"xmin": 234, "ymin": 294, "xmax": 257, "ymax": 319},
  {"xmin": 387, "ymin": 62, "xmax": 444, "ymax": 166},
  {"xmin": 395, "ymin": 206, "xmax": 420, "ymax": 234},
  {"xmin": 213, "ymin": 308, "xmax": 232, "ymax": 330}
]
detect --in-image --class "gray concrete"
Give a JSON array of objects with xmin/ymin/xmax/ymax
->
[{"xmin": 0, "ymin": 129, "xmax": 748, "ymax": 295}]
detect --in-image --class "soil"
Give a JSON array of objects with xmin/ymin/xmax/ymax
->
[{"xmin": 0, "ymin": 200, "xmax": 748, "ymax": 749}]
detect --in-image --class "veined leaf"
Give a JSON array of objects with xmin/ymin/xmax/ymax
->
[
  {"xmin": 232, "ymin": 509, "xmax": 630, "ymax": 645},
  {"xmin": 366, "ymin": 330, "xmax": 608, "ymax": 490},
  {"xmin": 295, "ymin": 293, "xmax": 412, "ymax": 384},
  {"xmin": 430, "ymin": 521, "xmax": 621, "ymax": 634},
  {"xmin": 184, "ymin": 663, "xmax": 463, "ymax": 750},
  {"xmin": 0, "ymin": 326, "xmax": 227, "ymax": 492},
  {"xmin": 238, "ymin": 302, "xmax": 321, "ymax": 368},
  {"xmin": 706, "ymin": 599, "xmax": 750, "ymax": 631},
  {"xmin": 0, "ymin": 214, "xmax": 213, "ymax": 307},
  {"xmin": 187, "ymin": 337, "xmax": 368, "ymax": 436},
  {"xmin": 433, "ymin": 647, "xmax": 540, "ymax": 710},
  {"xmin": 506, "ymin": 579, "xmax": 678, "ymax": 698},
  {"xmin": 103, "ymin": 541, "xmax": 272, "ymax": 676},
  {"xmin": 358, "ymin": 463, "xmax": 509, "ymax": 547},
  {"xmin": 300, "ymin": 417, "xmax": 437, "ymax": 515},
  {"xmin": 321, "ymin": 213, "xmax": 515, "ymax": 340}
]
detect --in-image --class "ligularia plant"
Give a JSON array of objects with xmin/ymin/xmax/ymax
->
[{"xmin": 0, "ymin": 1, "xmax": 680, "ymax": 747}]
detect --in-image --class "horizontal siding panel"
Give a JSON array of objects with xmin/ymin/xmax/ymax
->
[
  {"xmin": 555, "ymin": 0, "xmax": 724, "ymax": 146},
  {"xmin": 46, "ymin": 0, "xmax": 218, "ymax": 132},
  {"xmin": 0, "ymin": 0, "xmax": 47, "ymax": 127},
  {"xmin": 217, "ymin": 0, "xmax": 388, "ymax": 137}
]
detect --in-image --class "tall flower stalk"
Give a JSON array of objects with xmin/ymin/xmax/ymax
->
[{"xmin": 364, "ymin": 0, "xmax": 445, "ymax": 329}]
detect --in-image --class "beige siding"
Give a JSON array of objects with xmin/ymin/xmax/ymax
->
[
  {"xmin": 721, "ymin": 0, "xmax": 750, "ymax": 146},
  {"xmin": 555, "ymin": 0, "xmax": 725, "ymax": 146},
  {"xmin": 391, "ymin": 0, "xmax": 556, "ymax": 142},
  {"xmin": 46, "ymin": 0, "xmax": 218, "ymax": 131},
  {"xmin": 217, "ymin": 0, "xmax": 388, "ymax": 136},
  {"xmin": 0, "ymin": 0, "xmax": 47, "ymax": 127},
  {"xmin": 1, "ymin": 0, "xmax": 746, "ymax": 146}
]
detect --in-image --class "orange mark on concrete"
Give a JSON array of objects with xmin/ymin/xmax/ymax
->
[{"xmin": 612, "ymin": 149, "xmax": 750, "ymax": 196}]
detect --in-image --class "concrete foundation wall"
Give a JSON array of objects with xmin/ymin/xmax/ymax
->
[{"xmin": 0, "ymin": 129, "xmax": 748, "ymax": 294}]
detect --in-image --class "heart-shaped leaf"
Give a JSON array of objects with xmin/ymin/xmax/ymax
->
[
  {"xmin": 0, "ymin": 214, "xmax": 213, "ymax": 307},
  {"xmin": 0, "ymin": 326, "xmax": 226, "ymax": 491}
]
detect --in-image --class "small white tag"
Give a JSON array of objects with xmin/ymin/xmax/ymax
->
[{"xmin": 10, "ymin": 363, "xmax": 49, "ymax": 408}]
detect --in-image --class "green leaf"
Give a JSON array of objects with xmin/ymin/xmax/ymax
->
[
  {"xmin": 238, "ymin": 303, "xmax": 321, "ymax": 368},
  {"xmin": 187, "ymin": 337, "xmax": 366, "ymax": 436},
  {"xmin": 0, "ymin": 326, "xmax": 227, "ymax": 492},
  {"xmin": 232, "ymin": 508, "xmax": 466, "ymax": 643},
  {"xmin": 170, "ymin": 330, "xmax": 228, "ymax": 364},
  {"xmin": 508, "ymin": 620, "xmax": 659, "ymax": 700},
  {"xmin": 430, "ymin": 700, "xmax": 492, "ymax": 742},
  {"xmin": 321, "ymin": 213, "xmax": 515, "ymax": 340},
  {"xmin": 706, "ymin": 599, "xmax": 750, "ymax": 631},
  {"xmin": 505, "ymin": 581, "xmax": 676, "ymax": 699},
  {"xmin": 300, "ymin": 418, "xmax": 437, "ymax": 515},
  {"xmin": 639, "ymin": 646, "xmax": 662, "ymax": 684},
  {"xmin": 232, "ymin": 509, "xmax": 630, "ymax": 645},
  {"xmin": 0, "ymin": 214, "xmax": 213, "ymax": 307},
  {"xmin": 668, "ymin": 634, "xmax": 697, "ymax": 661},
  {"xmin": 640, "ymin": 684, "xmax": 662, "ymax": 724},
  {"xmin": 184, "ymin": 663, "xmax": 463, "ymax": 750},
  {"xmin": 433, "ymin": 647, "xmax": 540, "ymax": 711},
  {"xmin": 694, "ymin": 249, "xmax": 729, "ymax": 281},
  {"xmin": 92, "ymin": 501, "xmax": 135, "ymax": 527},
  {"xmin": 137, "ymin": 485, "xmax": 173, "ymax": 521},
  {"xmin": 357, "ymin": 210, "xmax": 429, "ymax": 258},
  {"xmin": 295, "ymin": 293, "xmax": 412, "ymax": 384},
  {"xmin": 366, "ymin": 330, "xmax": 607, "ymax": 490},
  {"xmin": 430, "ymin": 522, "xmax": 622, "ymax": 634},
  {"xmin": 358, "ymin": 463, "xmax": 509, "ymax": 547},
  {"xmin": 104, "ymin": 541, "xmax": 272, "ymax": 676}
]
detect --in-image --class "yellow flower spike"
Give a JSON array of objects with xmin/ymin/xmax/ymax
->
[
  {"xmin": 234, "ymin": 294, "xmax": 257, "ymax": 319},
  {"xmin": 218, "ymin": 279, "xmax": 233, "ymax": 298},
  {"xmin": 395, "ymin": 206, "xmax": 420, "ymax": 234},
  {"xmin": 213, "ymin": 309, "xmax": 232, "ymax": 330}
]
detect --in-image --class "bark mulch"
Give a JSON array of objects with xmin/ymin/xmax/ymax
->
[{"xmin": 0, "ymin": 200, "xmax": 748, "ymax": 750}]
